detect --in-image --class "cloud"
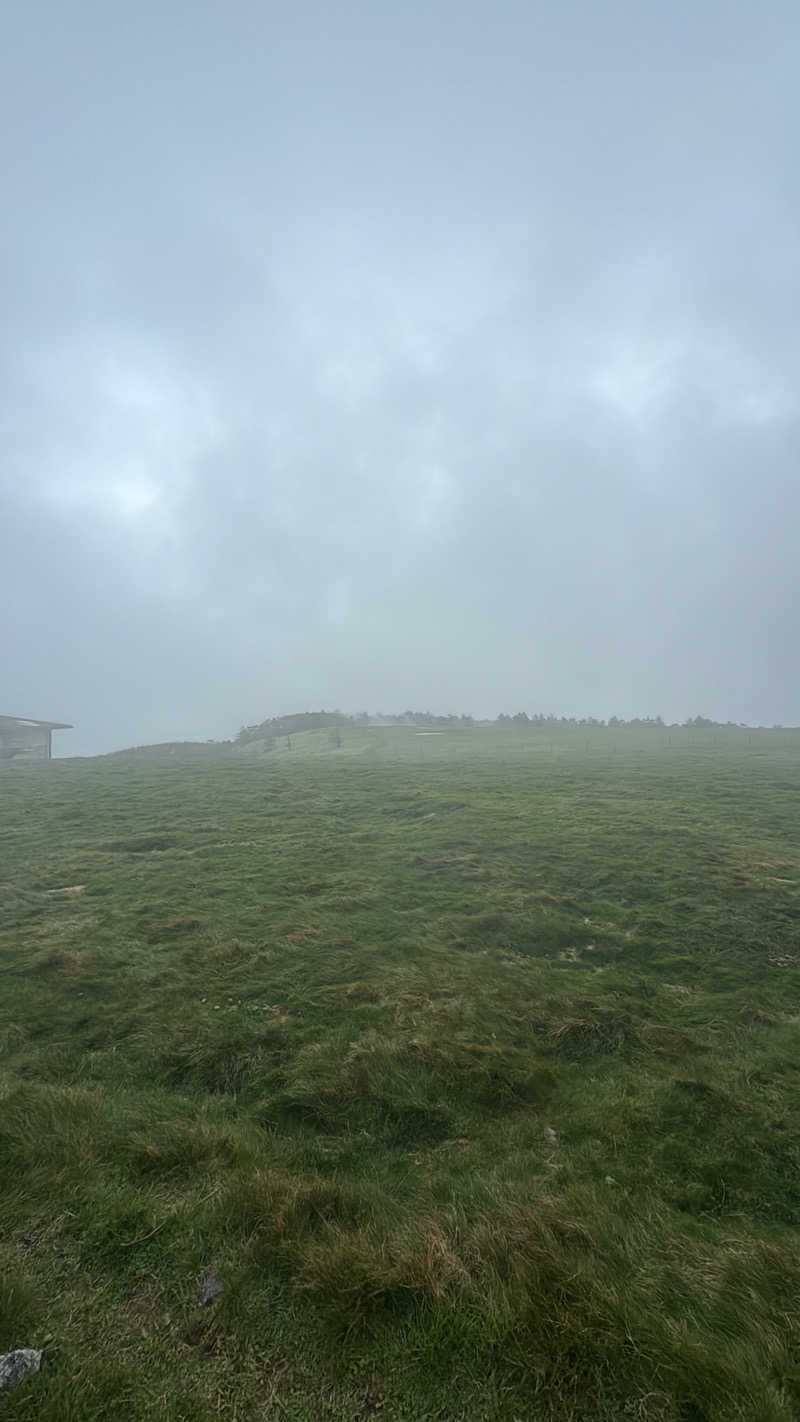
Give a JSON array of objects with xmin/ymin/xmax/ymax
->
[{"xmin": 2, "ymin": 1, "xmax": 799, "ymax": 751}]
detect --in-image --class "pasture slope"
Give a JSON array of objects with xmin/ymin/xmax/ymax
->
[{"xmin": 1, "ymin": 724, "xmax": 799, "ymax": 1420}]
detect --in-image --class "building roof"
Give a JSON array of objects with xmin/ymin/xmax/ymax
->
[{"xmin": 0, "ymin": 715, "xmax": 73, "ymax": 731}]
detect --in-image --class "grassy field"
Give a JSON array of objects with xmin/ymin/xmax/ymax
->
[{"xmin": 1, "ymin": 725, "xmax": 799, "ymax": 1419}]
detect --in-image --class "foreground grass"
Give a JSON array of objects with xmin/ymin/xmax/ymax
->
[{"xmin": 1, "ymin": 728, "xmax": 799, "ymax": 1419}]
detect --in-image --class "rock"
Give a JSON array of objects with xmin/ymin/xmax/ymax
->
[
  {"xmin": 0, "ymin": 1349, "xmax": 42, "ymax": 1394},
  {"xmin": 604, "ymin": 1175, "xmax": 617, "ymax": 1185},
  {"xmin": 199, "ymin": 1272, "xmax": 224, "ymax": 1306},
  {"xmin": 544, "ymin": 1125, "xmax": 559, "ymax": 1145}
]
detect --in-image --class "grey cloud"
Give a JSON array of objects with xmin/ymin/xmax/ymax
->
[{"xmin": 2, "ymin": 2, "xmax": 799, "ymax": 752}]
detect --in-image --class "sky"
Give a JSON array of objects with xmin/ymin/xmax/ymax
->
[{"xmin": 2, "ymin": 0, "xmax": 799, "ymax": 754}]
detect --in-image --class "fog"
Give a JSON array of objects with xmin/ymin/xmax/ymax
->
[{"xmin": 2, "ymin": 1, "xmax": 799, "ymax": 755}]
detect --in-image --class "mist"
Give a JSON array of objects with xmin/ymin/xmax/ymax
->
[{"xmin": 2, "ymin": 1, "xmax": 799, "ymax": 755}]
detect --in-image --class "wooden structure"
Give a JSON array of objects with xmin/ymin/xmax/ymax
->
[{"xmin": 0, "ymin": 715, "xmax": 73, "ymax": 762}]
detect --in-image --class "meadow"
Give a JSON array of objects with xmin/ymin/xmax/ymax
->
[{"xmin": 1, "ymin": 724, "xmax": 799, "ymax": 1419}]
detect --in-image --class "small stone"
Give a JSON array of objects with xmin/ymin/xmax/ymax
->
[
  {"xmin": 199, "ymin": 1272, "xmax": 224, "ymax": 1306},
  {"xmin": 0, "ymin": 1349, "xmax": 43, "ymax": 1394},
  {"xmin": 604, "ymin": 1175, "xmax": 617, "ymax": 1185},
  {"xmin": 544, "ymin": 1125, "xmax": 559, "ymax": 1145}
]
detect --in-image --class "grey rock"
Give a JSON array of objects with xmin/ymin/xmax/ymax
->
[
  {"xmin": 544, "ymin": 1125, "xmax": 559, "ymax": 1145},
  {"xmin": 199, "ymin": 1272, "xmax": 224, "ymax": 1306},
  {"xmin": 0, "ymin": 1349, "xmax": 42, "ymax": 1393}
]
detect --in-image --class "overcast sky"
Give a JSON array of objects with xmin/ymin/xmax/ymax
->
[{"xmin": 2, "ymin": 1, "xmax": 799, "ymax": 754}]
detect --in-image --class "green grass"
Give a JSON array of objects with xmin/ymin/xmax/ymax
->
[{"xmin": 1, "ymin": 725, "xmax": 799, "ymax": 1419}]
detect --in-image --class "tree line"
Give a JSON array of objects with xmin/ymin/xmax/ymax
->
[{"xmin": 235, "ymin": 710, "xmax": 757, "ymax": 746}]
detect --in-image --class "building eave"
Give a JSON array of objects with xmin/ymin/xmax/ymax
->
[{"xmin": 0, "ymin": 716, "xmax": 73, "ymax": 731}]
